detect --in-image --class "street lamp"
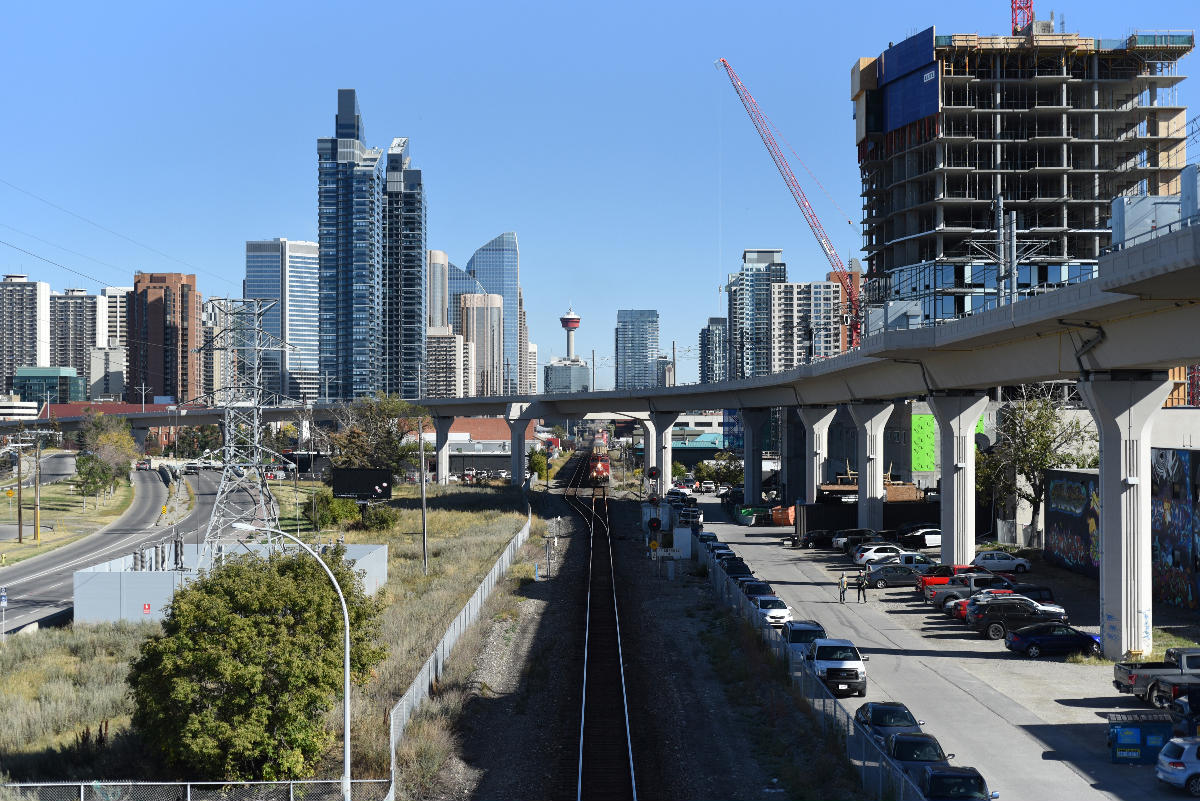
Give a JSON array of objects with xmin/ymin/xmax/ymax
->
[{"xmin": 230, "ymin": 522, "xmax": 353, "ymax": 801}]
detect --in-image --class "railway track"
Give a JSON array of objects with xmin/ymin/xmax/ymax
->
[{"xmin": 564, "ymin": 446, "xmax": 637, "ymax": 801}]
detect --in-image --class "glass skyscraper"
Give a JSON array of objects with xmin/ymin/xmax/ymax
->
[
  {"xmin": 614, "ymin": 309, "xmax": 659, "ymax": 390},
  {"xmin": 244, "ymin": 239, "xmax": 319, "ymax": 401},
  {"xmin": 726, "ymin": 249, "xmax": 787, "ymax": 380},
  {"xmin": 466, "ymin": 233, "xmax": 520, "ymax": 394},
  {"xmin": 699, "ymin": 316, "xmax": 728, "ymax": 384},
  {"xmin": 383, "ymin": 137, "xmax": 426, "ymax": 399},
  {"xmin": 447, "ymin": 263, "xmax": 485, "ymax": 337},
  {"xmin": 317, "ymin": 89, "xmax": 383, "ymax": 399}
]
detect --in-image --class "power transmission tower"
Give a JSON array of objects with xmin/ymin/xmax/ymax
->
[{"xmin": 197, "ymin": 298, "xmax": 294, "ymax": 569}]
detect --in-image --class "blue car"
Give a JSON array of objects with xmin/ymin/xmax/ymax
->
[{"xmin": 1004, "ymin": 622, "xmax": 1101, "ymax": 659}]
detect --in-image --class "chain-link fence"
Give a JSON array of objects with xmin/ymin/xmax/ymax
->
[
  {"xmin": 696, "ymin": 533, "xmax": 926, "ymax": 801},
  {"xmin": 0, "ymin": 780, "xmax": 391, "ymax": 801}
]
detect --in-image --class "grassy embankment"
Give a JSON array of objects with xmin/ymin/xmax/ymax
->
[{"xmin": 0, "ymin": 476, "xmax": 134, "ymax": 567}]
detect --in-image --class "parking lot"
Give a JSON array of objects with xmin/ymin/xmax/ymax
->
[{"xmin": 698, "ymin": 497, "xmax": 1180, "ymax": 801}]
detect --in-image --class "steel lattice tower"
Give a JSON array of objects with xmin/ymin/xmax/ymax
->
[{"xmin": 198, "ymin": 298, "xmax": 293, "ymax": 569}]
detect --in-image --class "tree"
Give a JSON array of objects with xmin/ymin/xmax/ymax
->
[
  {"xmin": 977, "ymin": 384, "xmax": 1097, "ymax": 538},
  {"xmin": 127, "ymin": 546, "xmax": 386, "ymax": 781},
  {"xmin": 671, "ymin": 460, "xmax": 687, "ymax": 479},
  {"xmin": 529, "ymin": 450, "xmax": 548, "ymax": 480},
  {"xmin": 711, "ymin": 451, "xmax": 744, "ymax": 486},
  {"xmin": 327, "ymin": 395, "xmax": 428, "ymax": 475}
]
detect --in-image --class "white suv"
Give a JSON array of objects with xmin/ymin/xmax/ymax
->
[{"xmin": 971, "ymin": 550, "xmax": 1031, "ymax": 574}]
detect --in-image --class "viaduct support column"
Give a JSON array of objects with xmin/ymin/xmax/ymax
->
[
  {"xmin": 847, "ymin": 402, "xmax": 893, "ymax": 531},
  {"xmin": 506, "ymin": 419, "xmax": 528, "ymax": 487},
  {"xmin": 797, "ymin": 406, "xmax": 837, "ymax": 506},
  {"xmin": 650, "ymin": 411, "xmax": 680, "ymax": 495},
  {"xmin": 740, "ymin": 408, "xmax": 770, "ymax": 506},
  {"xmin": 639, "ymin": 419, "xmax": 657, "ymax": 489},
  {"xmin": 131, "ymin": 427, "xmax": 150, "ymax": 453},
  {"xmin": 1078, "ymin": 371, "xmax": 1172, "ymax": 660},
  {"xmin": 928, "ymin": 392, "xmax": 989, "ymax": 565},
  {"xmin": 433, "ymin": 417, "xmax": 454, "ymax": 485}
]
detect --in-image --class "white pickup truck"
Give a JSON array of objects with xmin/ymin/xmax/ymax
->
[{"xmin": 805, "ymin": 638, "xmax": 870, "ymax": 697}]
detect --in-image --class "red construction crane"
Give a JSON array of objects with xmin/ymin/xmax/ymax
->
[
  {"xmin": 1012, "ymin": 0, "xmax": 1034, "ymax": 34},
  {"xmin": 718, "ymin": 58, "xmax": 861, "ymax": 347}
]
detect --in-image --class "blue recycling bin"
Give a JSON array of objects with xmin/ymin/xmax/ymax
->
[{"xmin": 1107, "ymin": 711, "xmax": 1174, "ymax": 764}]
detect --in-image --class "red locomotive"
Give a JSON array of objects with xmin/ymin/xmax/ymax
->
[{"xmin": 588, "ymin": 450, "xmax": 611, "ymax": 485}]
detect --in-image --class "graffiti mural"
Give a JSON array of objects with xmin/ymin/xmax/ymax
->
[
  {"xmin": 1044, "ymin": 469, "xmax": 1100, "ymax": 579},
  {"xmin": 1151, "ymin": 448, "xmax": 1198, "ymax": 610}
]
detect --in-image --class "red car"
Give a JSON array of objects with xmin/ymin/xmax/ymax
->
[{"xmin": 916, "ymin": 565, "xmax": 976, "ymax": 596}]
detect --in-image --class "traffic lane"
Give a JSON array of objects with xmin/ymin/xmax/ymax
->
[
  {"xmin": 700, "ymin": 500, "xmax": 1168, "ymax": 801},
  {"xmin": 37, "ymin": 452, "xmax": 75, "ymax": 483}
]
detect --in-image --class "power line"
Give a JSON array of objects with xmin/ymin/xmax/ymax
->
[{"xmin": 0, "ymin": 223, "xmax": 132, "ymax": 284}]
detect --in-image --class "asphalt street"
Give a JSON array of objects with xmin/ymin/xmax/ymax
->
[{"xmin": 701, "ymin": 496, "xmax": 1172, "ymax": 801}]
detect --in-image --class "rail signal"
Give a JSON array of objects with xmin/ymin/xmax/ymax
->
[
  {"xmin": 648, "ymin": 494, "xmax": 660, "ymax": 506},
  {"xmin": 648, "ymin": 517, "xmax": 661, "ymax": 532},
  {"xmin": 647, "ymin": 466, "xmax": 660, "ymax": 480}
]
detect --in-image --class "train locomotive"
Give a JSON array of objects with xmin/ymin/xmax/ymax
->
[{"xmin": 588, "ymin": 449, "xmax": 611, "ymax": 485}]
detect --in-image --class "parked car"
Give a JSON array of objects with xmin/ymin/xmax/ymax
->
[
  {"xmin": 927, "ymin": 573, "xmax": 1016, "ymax": 608},
  {"xmin": 781, "ymin": 620, "xmax": 827, "ymax": 659},
  {"xmin": 883, "ymin": 732, "xmax": 954, "ymax": 782},
  {"xmin": 1003, "ymin": 623, "xmax": 1101, "ymax": 659},
  {"xmin": 678, "ymin": 507, "xmax": 704, "ymax": 526},
  {"xmin": 183, "ymin": 462, "xmax": 201, "ymax": 475},
  {"xmin": 854, "ymin": 701, "xmax": 924, "ymax": 744},
  {"xmin": 972, "ymin": 597, "xmax": 1069, "ymax": 640},
  {"xmin": 1155, "ymin": 737, "xmax": 1200, "ymax": 795},
  {"xmin": 1006, "ymin": 583, "xmax": 1056, "ymax": 605},
  {"xmin": 697, "ymin": 531, "xmax": 718, "ymax": 545},
  {"xmin": 700, "ymin": 480, "xmax": 716, "ymax": 493},
  {"xmin": 1113, "ymin": 647, "xmax": 1200, "ymax": 706},
  {"xmin": 864, "ymin": 564, "xmax": 921, "ymax": 589},
  {"xmin": 1168, "ymin": 699, "xmax": 1200, "ymax": 738},
  {"xmin": 498, "ymin": 469, "xmax": 511, "ymax": 479},
  {"xmin": 1153, "ymin": 676, "xmax": 1200, "ymax": 710},
  {"xmin": 716, "ymin": 484, "xmax": 732, "ymax": 497},
  {"xmin": 806, "ymin": 638, "xmax": 869, "ymax": 697},
  {"xmin": 872, "ymin": 551, "xmax": 940, "ymax": 571},
  {"xmin": 853, "ymin": 544, "xmax": 904, "ymax": 565},
  {"xmin": 753, "ymin": 595, "xmax": 793, "ymax": 627},
  {"xmin": 741, "ymin": 580, "xmax": 775, "ymax": 599},
  {"xmin": 833, "ymin": 528, "xmax": 882, "ymax": 553},
  {"xmin": 912, "ymin": 765, "xmax": 999, "ymax": 800},
  {"xmin": 972, "ymin": 550, "xmax": 1032, "ymax": 574},
  {"xmin": 899, "ymin": 527, "xmax": 943, "ymax": 549},
  {"xmin": 782, "ymin": 528, "xmax": 834, "ymax": 549},
  {"xmin": 135, "ymin": 458, "xmax": 152, "ymax": 471},
  {"xmin": 916, "ymin": 564, "xmax": 978, "ymax": 595}
]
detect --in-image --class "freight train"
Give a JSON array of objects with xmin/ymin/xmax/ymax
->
[{"xmin": 588, "ymin": 449, "xmax": 611, "ymax": 485}]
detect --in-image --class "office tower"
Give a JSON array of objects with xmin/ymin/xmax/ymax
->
[
  {"xmin": 8, "ymin": 366, "xmax": 85, "ymax": 404},
  {"xmin": 525, "ymin": 342, "xmax": 537, "ymax": 394},
  {"xmin": 0, "ymin": 275, "xmax": 51, "ymax": 389},
  {"xmin": 201, "ymin": 300, "xmax": 229, "ymax": 401},
  {"xmin": 462, "ymin": 339, "xmax": 477, "ymax": 397},
  {"xmin": 517, "ymin": 289, "xmax": 532, "ymax": 393},
  {"xmin": 769, "ymin": 280, "xmax": 843, "ymax": 372},
  {"xmin": 244, "ymin": 238, "xmax": 320, "ymax": 401},
  {"xmin": 383, "ymin": 137, "xmax": 426, "ymax": 399},
  {"xmin": 699, "ymin": 317, "xmax": 728, "ymax": 384},
  {"xmin": 447, "ymin": 263, "xmax": 485, "ymax": 337},
  {"xmin": 655, "ymin": 356, "xmax": 675, "ymax": 388},
  {"xmin": 853, "ymin": 25, "xmax": 1193, "ymax": 322},
  {"xmin": 102, "ymin": 286, "xmax": 132, "ymax": 347},
  {"xmin": 88, "ymin": 344, "xmax": 126, "ymax": 400},
  {"xmin": 545, "ymin": 307, "xmax": 589, "ymax": 395},
  {"xmin": 317, "ymin": 89, "xmax": 384, "ymax": 400},
  {"xmin": 125, "ymin": 273, "xmax": 202, "ymax": 404},
  {"xmin": 49, "ymin": 289, "xmax": 107, "ymax": 393},
  {"xmin": 460, "ymin": 294, "xmax": 504, "ymax": 395},
  {"xmin": 425, "ymin": 326, "xmax": 466, "ymax": 398},
  {"xmin": 614, "ymin": 309, "xmax": 659, "ymax": 390},
  {"xmin": 726, "ymin": 250, "xmax": 787, "ymax": 379},
  {"xmin": 428, "ymin": 250, "xmax": 449, "ymax": 329},
  {"xmin": 466, "ymin": 233, "xmax": 520, "ymax": 393}
]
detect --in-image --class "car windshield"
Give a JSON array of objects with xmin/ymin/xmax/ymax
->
[
  {"xmin": 871, "ymin": 707, "xmax": 918, "ymax": 727},
  {"xmin": 815, "ymin": 645, "xmax": 860, "ymax": 661},
  {"xmin": 760, "ymin": 599, "xmax": 787, "ymax": 610},
  {"xmin": 789, "ymin": 628, "xmax": 823, "ymax": 644},
  {"xmin": 926, "ymin": 775, "xmax": 987, "ymax": 800},
  {"xmin": 894, "ymin": 739, "xmax": 945, "ymax": 762}
]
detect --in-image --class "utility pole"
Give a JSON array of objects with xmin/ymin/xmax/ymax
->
[
  {"xmin": 419, "ymin": 417, "xmax": 429, "ymax": 575},
  {"xmin": 592, "ymin": 349, "xmax": 596, "ymax": 390},
  {"xmin": 34, "ymin": 436, "xmax": 41, "ymax": 542},
  {"xmin": 15, "ymin": 438, "xmax": 23, "ymax": 544},
  {"xmin": 135, "ymin": 382, "xmax": 151, "ymax": 414}
]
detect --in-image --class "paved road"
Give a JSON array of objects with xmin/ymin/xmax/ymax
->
[
  {"xmin": 0, "ymin": 469, "xmax": 221, "ymax": 633},
  {"xmin": 701, "ymin": 497, "xmax": 1171, "ymax": 801}
]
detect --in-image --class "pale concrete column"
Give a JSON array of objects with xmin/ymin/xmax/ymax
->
[
  {"xmin": 1078, "ymin": 371, "xmax": 1173, "ymax": 660},
  {"xmin": 650, "ymin": 411, "xmax": 680, "ymax": 494},
  {"xmin": 639, "ymin": 418, "xmax": 657, "ymax": 488},
  {"xmin": 928, "ymin": 392, "xmax": 989, "ymax": 565},
  {"xmin": 740, "ymin": 408, "xmax": 770, "ymax": 506},
  {"xmin": 433, "ymin": 417, "xmax": 454, "ymax": 485},
  {"xmin": 131, "ymin": 427, "xmax": 150, "ymax": 452},
  {"xmin": 797, "ymin": 406, "xmax": 837, "ymax": 505},
  {"xmin": 779, "ymin": 408, "xmax": 804, "ymax": 506},
  {"xmin": 847, "ymin": 402, "xmax": 894, "ymax": 530},
  {"xmin": 506, "ymin": 419, "xmax": 527, "ymax": 486}
]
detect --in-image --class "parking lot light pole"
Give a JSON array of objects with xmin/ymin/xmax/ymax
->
[{"xmin": 231, "ymin": 522, "xmax": 352, "ymax": 801}]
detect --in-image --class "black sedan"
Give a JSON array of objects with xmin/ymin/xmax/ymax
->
[
  {"xmin": 1004, "ymin": 622, "xmax": 1101, "ymax": 658},
  {"xmin": 884, "ymin": 732, "xmax": 954, "ymax": 781},
  {"xmin": 853, "ymin": 701, "xmax": 923, "ymax": 743},
  {"xmin": 864, "ymin": 564, "xmax": 920, "ymax": 589}
]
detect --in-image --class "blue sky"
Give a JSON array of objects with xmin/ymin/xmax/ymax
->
[{"xmin": 1, "ymin": 0, "xmax": 1194, "ymax": 388}]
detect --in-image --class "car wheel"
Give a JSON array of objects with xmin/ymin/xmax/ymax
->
[
  {"xmin": 1187, "ymin": 774, "xmax": 1200, "ymax": 797},
  {"xmin": 1089, "ymin": 641, "xmax": 1101, "ymax": 657},
  {"xmin": 857, "ymin": 686, "xmax": 867, "ymax": 697},
  {"xmin": 1151, "ymin": 686, "xmax": 1170, "ymax": 709},
  {"xmin": 1015, "ymin": 564, "xmax": 1028, "ymax": 574},
  {"xmin": 1026, "ymin": 644, "xmax": 1042, "ymax": 659},
  {"xmin": 942, "ymin": 596, "xmax": 959, "ymax": 611},
  {"xmin": 986, "ymin": 623, "xmax": 1005, "ymax": 640},
  {"xmin": 875, "ymin": 579, "xmax": 887, "ymax": 589},
  {"xmin": 806, "ymin": 541, "xmax": 815, "ymax": 549}
]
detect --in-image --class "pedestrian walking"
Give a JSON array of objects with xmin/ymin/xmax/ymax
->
[
  {"xmin": 856, "ymin": 571, "xmax": 867, "ymax": 603},
  {"xmin": 838, "ymin": 572, "xmax": 848, "ymax": 603}
]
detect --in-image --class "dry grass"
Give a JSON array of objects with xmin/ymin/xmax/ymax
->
[{"xmin": 1, "ymin": 479, "xmax": 134, "ymax": 567}]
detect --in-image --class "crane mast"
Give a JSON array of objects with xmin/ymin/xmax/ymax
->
[{"xmin": 718, "ymin": 58, "xmax": 861, "ymax": 348}]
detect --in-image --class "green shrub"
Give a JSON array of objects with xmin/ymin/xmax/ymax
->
[
  {"xmin": 330, "ymin": 497, "xmax": 360, "ymax": 522},
  {"xmin": 303, "ymin": 491, "xmax": 364, "ymax": 529},
  {"xmin": 360, "ymin": 504, "xmax": 399, "ymax": 531}
]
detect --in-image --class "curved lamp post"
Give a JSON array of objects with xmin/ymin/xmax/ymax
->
[{"xmin": 231, "ymin": 522, "xmax": 352, "ymax": 801}]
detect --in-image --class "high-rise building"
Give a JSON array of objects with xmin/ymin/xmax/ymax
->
[
  {"xmin": 462, "ymin": 339, "xmax": 477, "ymax": 398},
  {"xmin": 88, "ymin": 344, "xmax": 126, "ymax": 400},
  {"xmin": 125, "ymin": 272, "xmax": 202, "ymax": 404},
  {"xmin": 460, "ymin": 294, "xmax": 504, "ymax": 396},
  {"xmin": 8, "ymin": 366, "xmax": 85, "ymax": 404},
  {"xmin": 698, "ymin": 317, "xmax": 728, "ymax": 384},
  {"xmin": 466, "ymin": 233, "xmax": 521, "ymax": 394},
  {"xmin": 425, "ymin": 326, "xmax": 466, "ymax": 398},
  {"xmin": 614, "ymin": 309, "xmax": 659, "ymax": 390},
  {"xmin": 0, "ymin": 274, "xmax": 50, "ymax": 387},
  {"xmin": 525, "ymin": 342, "xmax": 537, "ymax": 394},
  {"xmin": 853, "ymin": 25, "xmax": 1193, "ymax": 322},
  {"xmin": 102, "ymin": 286, "xmax": 132, "ymax": 347},
  {"xmin": 244, "ymin": 238, "xmax": 320, "ymax": 401},
  {"xmin": 726, "ymin": 250, "xmax": 787, "ymax": 379},
  {"xmin": 201, "ymin": 299, "xmax": 229, "ymax": 401},
  {"xmin": 447, "ymin": 263, "xmax": 486, "ymax": 338},
  {"xmin": 427, "ymin": 250, "xmax": 449, "ymax": 329},
  {"xmin": 49, "ymin": 289, "xmax": 107, "ymax": 392},
  {"xmin": 383, "ymin": 137, "xmax": 426, "ymax": 399},
  {"xmin": 769, "ymin": 280, "xmax": 843, "ymax": 372},
  {"xmin": 545, "ymin": 307, "xmax": 589, "ymax": 394},
  {"xmin": 517, "ymin": 289, "xmax": 534, "ymax": 394},
  {"xmin": 318, "ymin": 89, "xmax": 384, "ymax": 399},
  {"xmin": 655, "ymin": 356, "xmax": 675, "ymax": 388}
]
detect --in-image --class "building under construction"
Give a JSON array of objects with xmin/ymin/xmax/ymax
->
[{"xmin": 852, "ymin": 18, "xmax": 1193, "ymax": 323}]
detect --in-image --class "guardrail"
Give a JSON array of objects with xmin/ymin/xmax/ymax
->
[{"xmin": 695, "ymin": 537, "xmax": 926, "ymax": 801}]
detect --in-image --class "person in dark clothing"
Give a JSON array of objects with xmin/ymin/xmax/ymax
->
[{"xmin": 856, "ymin": 571, "xmax": 868, "ymax": 603}]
